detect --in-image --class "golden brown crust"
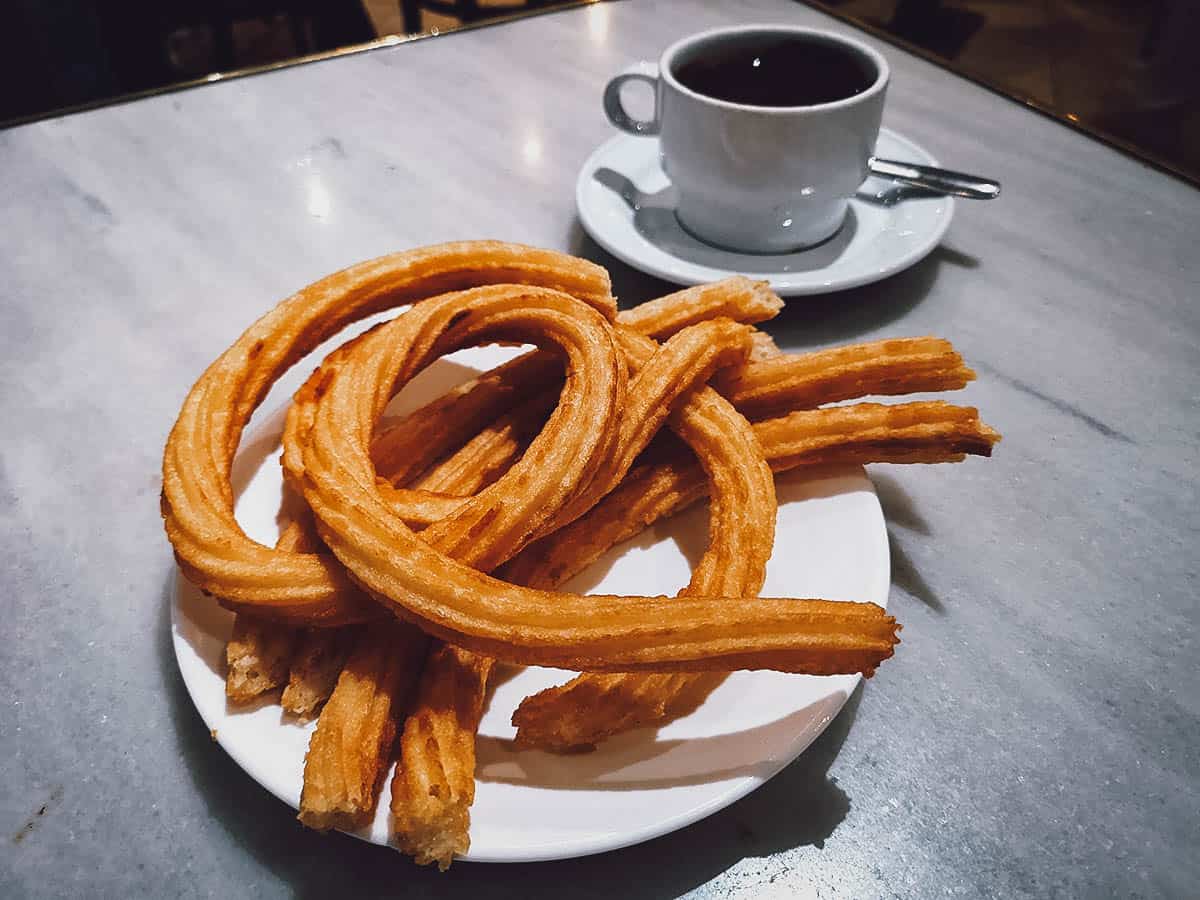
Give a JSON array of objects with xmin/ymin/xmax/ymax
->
[
  {"xmin": 292, "ymin": 285, "xmax": 900, "ymax": 673},
  {"xmin": 503, "ymin": 400, "xmax": 999, "ymax": 593},
  {"xmin": 512, "ymin": 672, "xmax": 728, "ymax": 753},
  {"xmin": 377, "ymin": 336, "xmax": 975, "ymax": 511},
  {"xmin": 522, "ymin": 319, "xmax": 755, "ymax": 546},
  {"xmin": 370, "ymin": 352, "xmax": 562, "ymax": 490},
  {"xmin": 224, "ymin": 616, "xmax": 299, "ymax": 703},
  {"xmin": 368, "ymin": 277, "xmax": 781, "ymax": 498},
  {"xmin": 297, "ymin": 622, "xmax": 429, "ymax": 831},
  {"xmin": 408, "ymin": 392, "xmax": 555, "ymax": 497},
  {"xmin": 389, "ymin": 646, "xmax": 492, "ymax": 870},
  {"xmin": 749, "ymin": 328, "xmax": 782, "ymax": 360},
  {"xmin": 374, "ymin": 279, "xmax": 788, "ymax": 527},
  {"xmin": 162, "ymin": 242, "xmax": 614, "ymax": 624},
  {"xmin": 615, "ymin": 277, "xmax": 782, "ymax": 336},
  {"xmin": 382, "ymin": 313, "xmax": 765, "ymax": 865},
  {"xmin": 281, "ymin": 627, "xmax": 360, "ymax": 720},
  {"xmin": 718, "ymin": 336, "xmax": 975, "ymax": 419},
  {"xmin": 296, "ymin": 283, "xmax": 622, "ymax": 858},
  {"xmin": 508, "ymin": 335, "xmax": 780, "ymax": 751},
  {"xmin": 224, "ymin": 521, "xmax": 313, "ymax": 703},
  {"xmin": 386, "ymin": 308, "xmax": 774, "ymax": 865},
  {"xmin": 508, "ymin": 400, "xmax": 999, "ymax": 750}
]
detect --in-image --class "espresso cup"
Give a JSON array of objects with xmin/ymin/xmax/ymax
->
[{"xmin": 603, "ymin": 25, "xmax": 889, "ymax": 253}]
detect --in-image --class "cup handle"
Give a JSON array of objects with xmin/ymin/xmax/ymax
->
[{"xmin": 603, "ymin": 62, "xmax": 661, "ymax": 136}]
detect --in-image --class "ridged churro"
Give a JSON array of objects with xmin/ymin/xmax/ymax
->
[
  {"xmin": 291, "ymin": 286, "xmax": 899, "ymax": 674},
  {"xmin": 388, "ymin": 315, "xmax": 772, "ymax": 866},
  {"xmin": 163, "ymin": 242, "xmax": 614, "ymax": 624},
  {"xmin": 297, "ymin": 621, "xmax": 429, "ymax": 831},
  {"xmin": 507, "ymin": 401, "xmax": 998, "ymax": 750}
]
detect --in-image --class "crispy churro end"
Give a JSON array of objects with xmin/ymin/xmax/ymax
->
[
  {"xmin": 297, "ymin": 807, "xmax": 371, "ymax": 834},
  {"xmin": 394, "ymin": 805, "xmax": 470, "ymax": 871}
]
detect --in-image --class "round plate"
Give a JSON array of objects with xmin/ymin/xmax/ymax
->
[
  {"xmin": 576, "ymin": 128, "xmax": 954, "ymax": 296},
  {"xmin": 171, "ymin": 344, "xmax": 890, "ymax": 863}
]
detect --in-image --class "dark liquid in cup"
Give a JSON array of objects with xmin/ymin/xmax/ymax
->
[{"xmin": 674, "ymin": 37, "xmax": 876, "ymax": 107}]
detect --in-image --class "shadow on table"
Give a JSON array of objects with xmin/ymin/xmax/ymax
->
[
  {"xmin": 567, "ymin": 219, "xmax": 678, "ymax": 307},
  {"xmin": 871, "ymin": 471, "xmax": 949, "ymax": 614},
  {"xmin": 757, "ymin": 241, "xmax": 978, "ymax": 349},
  {"xmin": 568, "ymin": 218, "xmax": 978, "ymax": 348},
  {"xmin": 157, "ymin": 573, "xmax": 862, "ymax": 899}
]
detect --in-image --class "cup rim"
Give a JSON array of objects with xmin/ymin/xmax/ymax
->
[{"xmin": 659, "ymin": 24, "xmax": 890, "ymax": 114}]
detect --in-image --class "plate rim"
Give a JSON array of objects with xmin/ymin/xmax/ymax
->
[{"xmin": 575, "ymin": 127, "xmax": 955, "ymax": 296}]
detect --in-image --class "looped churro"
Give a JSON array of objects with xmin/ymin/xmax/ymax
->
[
  {"xmin": 293, "ymin": 284, "xmax": 899, "ymax": 673},
  {"xmin": 162, "ymin": 241, "xmax": 614, "ymax": 623}
]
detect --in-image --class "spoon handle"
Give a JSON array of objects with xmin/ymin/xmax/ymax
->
[{"xmin": 868, "ymin": 157, "xmax": 1001, "ymax": 199}]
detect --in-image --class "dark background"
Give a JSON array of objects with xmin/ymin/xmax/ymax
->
[{"xmin": 2, "ymin": 0, "xmax": 1197, "ymax": 183}]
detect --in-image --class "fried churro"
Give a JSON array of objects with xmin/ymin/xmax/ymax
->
[
  {"xmin": 508, "ymin": 401, "xmax": 998, "ymax": 750},
  {"xmin": 297, "ymin": 621, "xmax": 429, "ymax": 831},
  {"xmin": 164, "ymin": 242, "xmax": 614, "ymax": 624}
]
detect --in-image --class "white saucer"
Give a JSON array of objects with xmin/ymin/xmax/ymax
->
[{"xmin": 576, "ymin": 128, "xmax": 954, "ymax": 296}]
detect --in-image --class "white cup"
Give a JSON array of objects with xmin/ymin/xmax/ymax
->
[{"xmin": 604, "ymin": 25, "xmax": 889, "ymax": 254}]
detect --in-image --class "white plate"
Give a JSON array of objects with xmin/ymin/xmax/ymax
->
[
  {"xmin": 171, "ymin": 344, "xmax": 890, "ymax": 863},
  {"xmin": 576, "ymin": 128, "xmax": 954, "ymax": 296}
]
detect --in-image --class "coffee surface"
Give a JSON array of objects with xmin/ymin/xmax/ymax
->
[{"xmin": 674, "ymin": 37, "xmax": 876, "ymax": 107}]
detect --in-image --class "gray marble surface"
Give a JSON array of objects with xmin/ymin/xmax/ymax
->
[{"xmin": 2, "ymin": 1, "xmax": 1197, "ymax": 896}]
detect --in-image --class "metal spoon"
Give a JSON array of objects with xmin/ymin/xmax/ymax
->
[{"xmin": 868, "ymin": 158, "xmax": 1001, "ymax": 199}]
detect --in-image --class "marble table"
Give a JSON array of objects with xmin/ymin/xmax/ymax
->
[{"xmin": 2, "ymin": 1, "xmax": 1197, "ymax": 896}]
